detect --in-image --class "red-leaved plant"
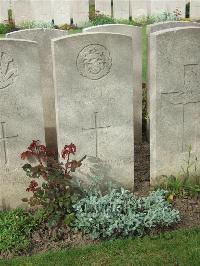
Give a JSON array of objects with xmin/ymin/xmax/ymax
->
[{"xmin": 21, "ymin": 140, "xmax": 86, "ymax": 227}]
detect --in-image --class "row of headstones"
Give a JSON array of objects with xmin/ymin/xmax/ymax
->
[
  {"xmin": 0, "ymin": 0, "xmax": 89, "ymax": 26},
  {"xmin": 1, "ymin": 21, "xmax": 200, "ymax": 209},
  {"xmin": 1, "ymin": 0, "xmax": 200, "ymax": 25},
  {"xmin": 96, "ymin": 0, "xmax": 190, "ymax": 19}
]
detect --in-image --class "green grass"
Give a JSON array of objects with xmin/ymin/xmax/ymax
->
[
  {"xmin": 1, "ymin": 228, "xmax": 199, "ymax": 266},
  {"xmin": 68, "ymin": 28, "xmax": 82, "ymax": 35},
  {"xmin": 0, "ymin": 34, "xmax": 5, "ymax": 38}
]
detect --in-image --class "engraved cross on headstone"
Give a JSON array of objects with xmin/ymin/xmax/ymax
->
[
  {"xmin": 162, "ymin": 64, "xmax": 200, "ymax": 152},
  {"xmin": 82, "ymin": 112, "xmax": 111, "ymax": 157},
  {"xmin": 0, "ymin": 122, "xmax": 18, "ymax": 165}
]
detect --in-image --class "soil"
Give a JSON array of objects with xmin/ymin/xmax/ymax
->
[{"xmin": 1, "ymin": 141, "xmax": 199, "ymax": 260}]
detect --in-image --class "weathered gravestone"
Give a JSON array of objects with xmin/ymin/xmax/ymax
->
[
  {"xmin": 83, "ymin": 24, "xmax": 142, "ymax": 143},
  {"xmin": 147, "ymin": 21, "xmax": 200, "ymax": 35},
  {"xmin": 0, "ymin": 0, "xmax": 9, "ymax": 23},
  {"xmin": 0, "ymin": 39, "xmax": 45, "ymax": 209},
  {"xmin": 150, "ymin": 0, "xmax": 168, "ymax": 16},
  {"xmin": 7, "ymin": 29, "xmax": 68, "ymax": 150},
  {"xmin": 146, "ymin": 21, "xmax": 200, "ymax": 140},
  {"xmin": 95, "ymin": 0, "xmax": 112, "ymax": 16},
  {"xmin": 131, "ymin": 0, "xmax": 150, "ymax": 18},
  {"xmin": 71, "ymin": 0, "xmax": 89, "ymax": 25},
  {"xmin": 113, "ymin": 0, "xmax": 130, "ymax": 19},
  {"xmin": 51, "ymin": 0, "xmax": 71, "ymax": 25},
  {"xmin": 52, "ymin": 33, "xmax": 134, "ymax": 189},
  {"xmin": 191, "ymin": 0, "xmax": 200, "ymax": 20},
  {"xmin": 149, "ymin": 27, "xmax": 200, "ymax": 185}
]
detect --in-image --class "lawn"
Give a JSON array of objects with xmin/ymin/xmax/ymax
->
[{"xmin": 1, "ymin": 228, "xmax": 199, "ymax": 266}]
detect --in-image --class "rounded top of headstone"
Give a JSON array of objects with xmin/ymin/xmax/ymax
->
[
  {"xmin": 83, "ymin": 24, "xmax": 141, "ymax": 37},
  {"xmin": 150, "ymin": 26, "xmax": 200, "ymax": 37},
  {"xmin": 83, "ymin": 24, "xmax": 141, "ymax": 32},
  {"xmin": 147, "ymin": 21, "xmax": 200, "ymax": 35},
  {"xmin": 6, "ymin": 28, "xmax": 68, "ymax": 39}
]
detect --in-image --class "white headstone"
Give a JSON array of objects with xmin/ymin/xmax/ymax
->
[
  {"xmin": 95, "ymin": 0, "xmax": 112, "ymax": 16},
  {"xmin": 0, "ymin": 39, "xmax": 45, "ymax": 209},
  {"xmin": 52, "ymin": 33, "xmax": 134, "ymax": 189},
  {"xmin": 150, "ymin": 0, "xmax": 168, "ymax": 16},
  {"xmin": 0, "ymin": 0, "xmax": 89, "ymax": 26},
  {"xmin": 30, "ymin": 0, "xmax": 52, "ymax": 22},
  {"xmin": 113, "ymin": 0, "xmax": 130, "ymax": 19},
  {"xmin": 149, "ymin": 27, "xmax": 200, "ymax": 185},
  {"xmin": 146, "ymin": 21, "xmax": 200, "ymax": 140},
  {"xmin": 12, "ymin": 0, "xmax": 53, "ymax": 24},
  {"xmin": 166, "ymin": 0, "xmax": 187, "ymax": 18},
  {"xmin": 83, "ymin": 24, "xmax": 142, "ymax": 143},
  {"xmin": 0, "ymin": 0, "xmax": 9, "ymax": 23},
  {"xmin": 191, "ymin": 0, "xmax": 200, "ymax": 20},
  {"xmin": 6, "ymin": 29, "xmax": 68, "ymax": 150},
  {"xmin": 147, "ymin": 21, "xmax": 200, "ymax": 35},
  {"xmin": 132, "ymin": 0, "xmax": 150, "ymax": 18},
  {"xmin": 72, "ymin": 0, "xmax": 89, "ymax": 26},
  {"xmin": 52, "ymin": 0, "xmax": 71, "ymax": 25}
]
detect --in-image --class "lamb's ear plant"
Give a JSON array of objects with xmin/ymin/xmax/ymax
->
[{"xmin": 71, "ymin": 189, "xmax": 180, "ymax": 240}]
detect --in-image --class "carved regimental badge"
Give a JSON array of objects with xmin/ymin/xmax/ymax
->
[
  {"xmin": 76, "ymin": 44, "xmax": 112, "ymax": 80},
  {"xmin": 0, "ymin": 50, "xmax": 18, "ymax": 90}
]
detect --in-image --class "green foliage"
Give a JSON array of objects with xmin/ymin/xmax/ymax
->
[
  {"xmin": 156, "ymin": 147, "xmax": 200, "ymax": 198},
  {"xmin": 18, "ymin": 20, "xmax": 53, "ymax": 29},
  {"xmin": 72, "ymin": 189, "xmax": 180, "ymax": 239},
  {"xmin": 89, "ymin": 10, "xmax": 178, "ymax": 27},
  {"xmin": 156, "ymin": 175, "xmax": 200, "ymax": 199},
  {"xmin": 21, "ymin": 141, "xmax": 86, "ymax": 228},
  {"xmin": 0, "ymin": 23, "xmax": 15, "ymax": 34},
  {"xmin": 0, "ymin": 208, "xmax": 46, "ymax": 255},
  {"xmin": 90, "ymin": 12, "xmax": 116, "ymax": 25},
  {"xmin": 181, "ymin": 145, "xmax": 198, "ymax": 181}
]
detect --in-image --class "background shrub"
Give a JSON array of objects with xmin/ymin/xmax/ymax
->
[
  {"xmin": 0, "ymin": 23, "xmax": 16, "ymax": 34},
  {"xmin": 18, "ymin": 20, "xmax": 53, "ymax": 29}
]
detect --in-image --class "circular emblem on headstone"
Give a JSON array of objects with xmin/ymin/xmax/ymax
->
[
  {"xmin": 0, "ymin": 50, "xmax": 18, "ymax": 90},
  {"xmin": 76, "ymin": 44, "xmax": 112, "ymax": 80}
]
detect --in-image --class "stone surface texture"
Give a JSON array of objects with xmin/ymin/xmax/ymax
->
[
  {"xmin": 0, "ymin": 0, "xmax": 89, "ymax": 26},
  {"xmin": 83, "ymin": 24, "xmax": 142, "ymax": 143},
  {"xmin": 149, "ymin": 27, "xmax": 200, "ymax": 185},
  {"xmin": 113, "ymin": 0, "xmax": 130, "ymax": 19},
  {"xmin": 146, "ymin": 21, "xmax": 200, "ymax": 140},
  {"xmin": 95, "ymin": 0, "xmax": 112, "ymax": 16},
  {"xmin": 0, "ymin": 39, "xmax": 45, "ymax": 209},
  {"xmin": 131, "ymin": 0, "xmax": 150, "ymax": 18},
  {"xmin": 52, "ymin": 33, "xmax": 134, "ymax": 189},
  {"xmin": 7, "ymin": 29, "xmax": 68, "ymax": 149},
  {"xmin": 147, "ymin": 21, "xmax": 200, "ymax": 35},
  {"xmin": 190, "ymin": 0, "xmax": 200, "ymax": 20}
]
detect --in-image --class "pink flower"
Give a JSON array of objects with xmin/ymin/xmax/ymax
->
[{"xmin": 61, "ymin": 143, "xmax": 76, "ymax": 159}]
